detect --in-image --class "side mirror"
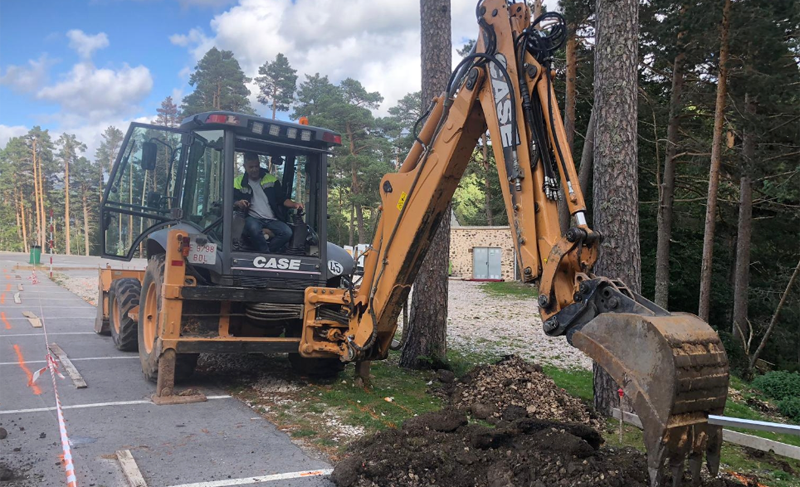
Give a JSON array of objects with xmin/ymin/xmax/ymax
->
[{"xmin": 141, "ymin": 142, "xmax": 157, "ymax": 171}]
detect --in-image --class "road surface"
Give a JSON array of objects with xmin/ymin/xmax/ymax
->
[{"xmin": 0, "ymin": 254, "xmax": 334, "ymax": 487}]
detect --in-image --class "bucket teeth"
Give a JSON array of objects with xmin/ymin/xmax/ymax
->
[{"xmin": 571, "ymin": 312, "xmax": 729, "ymax": 487}]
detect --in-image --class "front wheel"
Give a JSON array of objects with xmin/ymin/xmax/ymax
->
[
  {"xmin": 137, "ymin": 255, "xmax": 197, "ymax": 383},
  {"xmin": 109, "ymin": 278, "xmax": 140, "ymax": 351}
]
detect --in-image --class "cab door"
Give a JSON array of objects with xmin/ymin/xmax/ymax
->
[{"xmin": 101, "ymin": 123, "xmax": 185, "ymax": 259}]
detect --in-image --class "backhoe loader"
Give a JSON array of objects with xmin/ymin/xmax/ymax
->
[{"xmin": 96, "ymin": 1, "xmax": 728, "ymax": 484}]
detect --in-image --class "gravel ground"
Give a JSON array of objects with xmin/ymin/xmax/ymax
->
[
  {"xmin": 50, "ymin": 272, "xmax": 591, "ymax": 370},
  {"xmin": 51, "ymin": 273, "xmax": 98, "ymax": 306},
  {"xmin": 443, "ymin": 280, "xmax": 591, "ymax": 370}
]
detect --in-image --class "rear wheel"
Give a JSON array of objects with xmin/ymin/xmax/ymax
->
[
  {"xmin": 138, "ymin": 255, "xmax": 198, "ymax": 383},
  {"xmin": 109, "ymin": 278, "xmax": 140, "ymax": 351},
  {"xmin": 94, "ymin": 285, "xmax": 110, "ymax": 336},
  {"xmin": 286, "ymin": 323, "xmax": 345, "ymax": 378}
]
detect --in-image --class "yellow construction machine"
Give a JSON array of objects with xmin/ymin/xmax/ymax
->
[{"xmin": 96, "ymin": 1, "xmax": 728, "ymax": 484}]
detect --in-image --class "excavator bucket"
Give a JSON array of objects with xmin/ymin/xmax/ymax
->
[{"xmin": 572, "ymin": 312, "xmax": 728, "ymax": 487}]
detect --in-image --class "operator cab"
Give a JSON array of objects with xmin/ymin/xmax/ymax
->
[{"xmin": 100, "ymin": 111, "xmax": 352, "ymax": 294}]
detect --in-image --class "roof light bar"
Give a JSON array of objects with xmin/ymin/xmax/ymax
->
[
  {"xmin": 206, "ymin": 114, "xmax": 239, "ymax": 125},
  {"xmin": 300, "ymin": 130, "xmax": 312, "ymax": 142},
  {"xmin": 286, "ymin": 127, "xmax": 298, "ymax": 139},
  {"xmin": 322, "ymin": 132, "xmax": 342, "ymax": 145},
  {"xmin": 268, "ymin": 125, "xmax": 280, "ymax": 136}
]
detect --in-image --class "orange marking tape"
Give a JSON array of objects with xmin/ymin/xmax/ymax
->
[
  {"xmin": 1, "ymin": 311, "xmax": 10, "ymax": 330},
  {"xmin": 4, "ymin": 284, "xmax": 10, "ymax": 292},
  {"xmin": 13, "ymin": 344, "xmax": 42, "ymax": 395},
  {"xmin": 1, "ymin": 293, "xmax": 5, "ymax": 305}
]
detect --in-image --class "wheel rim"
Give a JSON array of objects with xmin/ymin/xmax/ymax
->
[
  {"xmin": 112, "ymin": 299, "xmax": 121, "ymax": 334},
  {"xmin": 144, "ymin": 281, "xmax": 157, "ymax": 354}
]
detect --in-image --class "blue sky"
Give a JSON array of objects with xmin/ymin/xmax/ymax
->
[{"xmin": 0, "ymin": 0, "xmax": 552, "ymax": 154}]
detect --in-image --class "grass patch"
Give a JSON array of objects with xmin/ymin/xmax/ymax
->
[
  {"xmin": 480, "ymin": 281, "xmax": 538, "ymax": 299},
  {"xmin": 542, "ymin": 364, "xmax": 593, "ymax": 402},
  {"xmin": 233, "ymin": 352, "xmax": 443, "ymax": 458}
]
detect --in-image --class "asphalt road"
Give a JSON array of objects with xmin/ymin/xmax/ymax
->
[{"xmin": 0, "ymin": 255, "xmax": 334, "ymax": 487}]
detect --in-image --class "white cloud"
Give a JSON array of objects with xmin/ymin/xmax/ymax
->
[
  {"xmin": 67, "ymin": 30, "xmax": 110, "ymax": 59},
  {"xmin": 0, "ymin": 125, "xmax": 29, "ymax": 149},
  {"xmin": 0, "ymin": 55, "xmax": 55, "ymax": 94},
  {"xmin": 53, "ymin": 115, "xmax": 153, "ymax": 158},
  {"xmin": 37, "ymin": 62, "xmax": 153, "ymax": 122},
  {"xmin": 171, "ymin": 0, "xmax": 556, "ymax": 115}
]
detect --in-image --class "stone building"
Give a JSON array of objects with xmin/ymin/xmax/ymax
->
[{"xmin": 449, "ymin": 225, "xmax": 517, "ymax": 281}]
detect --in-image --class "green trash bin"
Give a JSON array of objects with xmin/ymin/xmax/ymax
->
[{"xmin": 29, "ymin": 245, "xmax": 42, "ymax": 265}]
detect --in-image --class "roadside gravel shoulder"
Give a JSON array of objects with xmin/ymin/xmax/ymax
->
[{"xmin": 445, "ymin": 280, "xmax": 591, "ymax": 370}]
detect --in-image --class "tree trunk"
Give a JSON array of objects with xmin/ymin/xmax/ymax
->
[
  {"xmin": 348, "ymin": 201, "xmax": 355, "ymax": 248},
  {"xmin": 20, "ymin": 191, "xmax": 28, "ymax": 253},
  {"xmin": 578, "ymin": 109, "xmax": 595, "ymax": 197},
  {"xmin": 592, "ymin": 0, "xmax": 641, "ymax": 416},
  {"xmin": 748, "ymin": 256, "xmax": 800, "ymax": 374},
  {"xmin": 14, "ymin": 189, "xmax": 21, "ymax": 238},
  {"xmin": 355, "ymin": 204, "xmax": 365, "ymax": 243},
  {"xmin": 65, "ymin": 156, "xmax": 71, "ymax": 255},
  {"xmin": 654, "ymin": 51, "xmax": 686, "ymax": 308},
  {"xmin": 400, "ymin": 0, "xmax": 451, "ymax": 369},
  {"xmin": 732, "ymin": 94, "xmax": 756, "ymax": 339},
  {"xmin": 83, "ymin": 191, "xmax": 91, "ymax": 256},
  {"xmin": 482, "ymin": 134, "xmax": 494, "ymax": 225},
  {"xmin": 698, "ymin": 0, "xmax": 732, "ymax": 322},
  {"xmin": 39, "ymin": 151, "xmax": 47, "ymax": 249},
  {"xmin": 272, "ymin": 86, "xmax": 278, "ymax": 120},
  {"xmin": 31, "ymin": 138, "xmax": 42, "ymax": 248},
  {"xmin": 557, "ymin": 21, "xmax": 579, "ymax": 234}
]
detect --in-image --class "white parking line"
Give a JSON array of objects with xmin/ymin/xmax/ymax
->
[
  {"xmin": 166, "ymin": 469, "xmax": 334, "ymax": 487},
  {"xmin": 0, "ymin": 356, "xmax": 139, "ymax": 366},
  {"xmin": 0, "ymin": 332, "xmax": 95, "ymax": 338},
  {"xmin": 0, "ymin": 395, "xmax": 232, "ymax": 415}
]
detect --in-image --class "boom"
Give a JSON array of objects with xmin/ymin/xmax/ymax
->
[{"xmin": 300, "ymin": 2, "xmax": 729, "ymax": 485}]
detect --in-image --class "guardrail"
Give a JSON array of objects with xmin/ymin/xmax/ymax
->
[{"xmin": 612, "ymin": 409, "xmax": 800, "ymax": 460}]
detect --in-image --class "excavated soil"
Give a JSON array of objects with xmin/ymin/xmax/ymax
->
[
  {"xmin": 446, "ymin": 355, "xmax": 601, "ymax": 428},
  {"xmin": 333, "ymin": 356, "xmax": 745, "ymax": 487}
]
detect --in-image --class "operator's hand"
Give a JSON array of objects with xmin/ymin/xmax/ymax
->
[
  {"xmin": 291, "ymin": 202, "xmax": 304, "ymax": 211},
  {"xmin": 235, "ymin": 199, "xmax": 250, "ymax": 210}
]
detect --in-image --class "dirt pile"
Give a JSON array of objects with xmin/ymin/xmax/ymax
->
[
  {"xmin": 447, "ymin": 355, "xmax": 600, "ymax": 428},
  {"xmin": 332, "ymin": 356, "xmax": 746, "ymax": 487},
  {"xmin": 331, "ymin": 409, "xmax": 742, "ymax": 487}
]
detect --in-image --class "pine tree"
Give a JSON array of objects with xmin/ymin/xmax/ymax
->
[
  {"xmin": 154, "ymin": 96, "xmax": 180, "ymax": 127},
  {"xmin": 57, "ymin": 133, "xmax": 86, "ymax": 255},
  {"xmin": 95, "ymin": 126, "xmax": 124, "ymax": 203},
  {"xmin": 181, "ymin": 47, "xmax": 254, "ymax": 117},
  {"xmin": 401, "ymin": 0, "xmax": 451, "ymax": 369},
  {"xmin": 255, "ymin": 53, "xmax": 298, "ymax": 119},
  {"xmin": 592, "ymin": 0, "xmax": 640, "ymax": 416}
]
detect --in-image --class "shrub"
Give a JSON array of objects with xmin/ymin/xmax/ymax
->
[
  {"xmin": 778, "ymin": 397, "xmax": 800, "ymax": 423},
  {"xmin": 751, "ymin": 371, "xmax": 800, "ymax": 401}
]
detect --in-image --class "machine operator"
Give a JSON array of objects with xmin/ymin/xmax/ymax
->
[{"xmin": 233, "ymin": 152, "xmax": 304, "ymax": 253}]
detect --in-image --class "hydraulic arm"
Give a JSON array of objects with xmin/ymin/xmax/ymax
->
[{"xmin": 301, "ymin": 2, "xmax": 728, "ymax": 485}]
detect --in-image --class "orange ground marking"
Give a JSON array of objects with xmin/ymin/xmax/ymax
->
[
  {"xmin": 1, "ymin": 311, "xmax": 10, "ymax": 329},
  {"xmin": 13, "ymin": 344, "xmax": 42, "ymax": 395},
  {"xmin": 4, "ymin": 284, "xmax": 10, "ymax": 292},
  {"xmin": 0, "ymin": 293, "xmax": 5, "ymax": 305}
]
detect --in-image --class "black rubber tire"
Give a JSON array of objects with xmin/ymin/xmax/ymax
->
[
  {"xmin": 138, "ymin": 255, "xmax": 198, "ymax": 383},
  {"xmin": 288, "ymin": 353, "xmax": 345, "ymax": 378},
  {"xmin": 285, "ymin": 323, "xmax": 345, "ymax": 378},
  {"xmin": 109, "ymin": 278, "xmax": 140, "ymax": 351},
  {"xmin": 94, "ymin": 286, "xmax": 110, "ymax": 336}
]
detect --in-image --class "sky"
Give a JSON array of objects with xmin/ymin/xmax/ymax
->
[{"xmin": 0, "ymin": 0, "xmax": 553, "ymax": 156}]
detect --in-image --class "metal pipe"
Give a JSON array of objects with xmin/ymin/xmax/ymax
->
[{"xmin": 708, "ymin": 415, "xmax": 800, "ymax": 436}]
